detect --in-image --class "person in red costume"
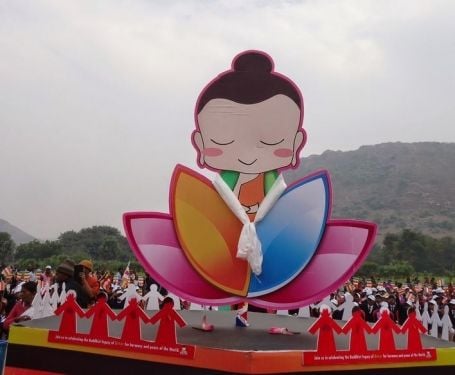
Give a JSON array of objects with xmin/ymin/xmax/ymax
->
[
  {"xmin": 77, "ymin": 259, "xmax": 100, "ymax": 304},
  {"xmin": 2, "ymin": 281, "xmax": 37, "ymax": 336}
]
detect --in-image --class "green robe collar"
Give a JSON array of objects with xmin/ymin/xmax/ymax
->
[{"xmin": 220, "ymin": 170, "xmax": 279, "ymax": 195}]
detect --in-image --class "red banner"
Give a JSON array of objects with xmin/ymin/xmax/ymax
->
[
  {"xmin": 303, "ymin": 349, "xmax": 437, "ymax": 366},
  {"xmin": 48, "ymin": 331, "xmax": 195, "ymax": 359}
]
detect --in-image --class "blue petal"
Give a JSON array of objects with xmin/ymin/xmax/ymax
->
[{"xmin": 247, "ymin": 172, "xmax": 330, "ymax": 297}]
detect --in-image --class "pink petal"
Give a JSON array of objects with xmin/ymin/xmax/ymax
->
[{"xmin": 123, "ymin": 212, "xmax": 240, "ymax": 306}]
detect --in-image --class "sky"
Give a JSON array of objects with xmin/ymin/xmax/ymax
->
[{"xmin": 1, "ymin": 0, "xmax": 454, "ymax": 240}]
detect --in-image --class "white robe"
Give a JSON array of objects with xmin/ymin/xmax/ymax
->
[{"xmin": 212, "ymin": 174, "xmax": 286, "ymax": 275}]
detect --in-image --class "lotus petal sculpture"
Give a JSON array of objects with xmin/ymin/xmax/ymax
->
[{"xmin": 123, "ymin": 165, "xmax": 376, "ymax": 309}]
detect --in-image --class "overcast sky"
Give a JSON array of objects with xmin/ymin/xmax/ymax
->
[{"xmin": 1, "ymin": 0, "xmax": 454, "ymax": 240}]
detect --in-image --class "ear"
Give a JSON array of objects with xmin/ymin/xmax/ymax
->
[
  {"xmin": 192, "ymin": 130, "xmax": 205, "ymax": 166},
  {"xmin": 291, "ymin": 130, "xmax": 306, "ymax": 167}
]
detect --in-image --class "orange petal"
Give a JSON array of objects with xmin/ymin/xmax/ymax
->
[{"xmin": 171, "ymin": 165, "xmax": 250, "ymax": 296}]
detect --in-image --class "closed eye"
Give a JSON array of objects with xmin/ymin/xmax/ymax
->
[
  {"xmin": 260, "ymin": 138, "xmax": 284, "ymax": 146},
  {"xmin": 210, "ymin": 138, "xmax": 234, "ymax": 145}
]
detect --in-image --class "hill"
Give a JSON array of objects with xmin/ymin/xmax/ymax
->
[
  {"xmin": 0, "ymin": 219, "xmax": 35, "ymax": 245},
  {"xmin": 285, "ymin": 142, "xmax": 455, "ymax": 241}
]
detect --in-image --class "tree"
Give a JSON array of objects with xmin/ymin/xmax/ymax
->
[
  {"xmin": 357, "ymin": 261, "xmax": 379, "ymax": 277},
  {"xmin": 363, "ymin": 229, "xmax": 455, "ymax": 276},
  {"xmin": 380, "ymin": 261, "xmax": 415, "ymax": 279},
  {"xmin": 57, "ymin": 226, "xmax": 131, "ymax": 261},
  {"xmin": 12, "ymin": 225, "xmax": 140, "ymax": 273},
  {"xmin": 0, "ymin": 232, "xmax": 15, "ymax": 264},
  {"xmin": 381, "ymin": 233, "xmax": 399, "ymax": 265},
  {"xmin": 98, "ymin": 237, "xmax": 120, "ymax": 260},
  {"xmin": 15, "ymin": 240, "xmax": 62, "ymax": 263}
]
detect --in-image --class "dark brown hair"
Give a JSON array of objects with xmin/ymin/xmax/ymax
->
[
  {"xmin": 196, "ymin": 50, "xmax": 303, "ymax": 114},
  {"xmin": 22, "ymin": 281, "xmax": 37, "ymax": 294}
]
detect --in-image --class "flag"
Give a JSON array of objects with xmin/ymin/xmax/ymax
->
[
  {"xmin": 23, "ymin": 271, "xmax": 31, "ymax": 282},
  {"xmin": 121, "ymin": 262, "xmax": 130, "ymax": 289},
  {"xmin": 2, "ymin": 266, "xmax": 13, "ymax": 280}
]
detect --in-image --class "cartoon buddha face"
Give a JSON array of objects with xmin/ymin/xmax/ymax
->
[{"xmin": 192, "ymin": 50, "xmax": 306, "ymax": 175}]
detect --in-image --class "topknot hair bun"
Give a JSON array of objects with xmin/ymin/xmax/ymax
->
[
  {"xmin": 195, "ymin": 50, "xmax": 302, "ymax": 113},
  {"xmin": 232, "ymin": 51, "xmax": 274, "ymax": 73}
]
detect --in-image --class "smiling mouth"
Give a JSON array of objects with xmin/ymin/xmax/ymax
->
[{"xmin": 238, "ymin": 158, "xmax": 257, "ymax": 166}]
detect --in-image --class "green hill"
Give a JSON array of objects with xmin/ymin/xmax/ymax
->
[{"xmin": 285, "ymin": 142, "xmax": 455, "ymax": 241}]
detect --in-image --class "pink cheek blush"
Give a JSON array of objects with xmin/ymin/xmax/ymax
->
[
  {"xmin": 274, "ymin": 148, "xmax": 293, "ymax": 158},
  {"xmin": 203, "ymin": 147, "xmax": 223, "ymax": 157}
]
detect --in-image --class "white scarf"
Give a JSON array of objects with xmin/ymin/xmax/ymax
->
[{"xmin": 212, "ymin": 173, "xmax": 286, "ymax": 276}]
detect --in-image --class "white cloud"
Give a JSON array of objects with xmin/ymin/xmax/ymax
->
[{"xmin": 0, "ymin": 0, "xmax": 454, "ymax": 238}]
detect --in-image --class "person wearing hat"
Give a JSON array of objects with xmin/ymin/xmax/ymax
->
[
  {"xmin": 435, "ymin": 287, "xmax": 444, "ymax": 295},
  {"xmin": 360, "ymin": 294, "xmax": 379, "ymax": 323},
  {"xmin": 55, "ymin": 259, "xmax": 90, "ymax": 308},
  {"xmin": 77, "ymin": 260, "xmax": 100, "ymax": 303}
]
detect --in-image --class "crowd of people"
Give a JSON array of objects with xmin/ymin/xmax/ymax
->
[
  {"xmin": 315, "ymin": 277, "xmax": 455, "ymax": 341},
  {"xmin": 0, "ymin": 261, "xmax": 454, "ymax": 341},
  {"xmin": 0, "ymin": 259, "xmax": 159, "ymax": 338}
]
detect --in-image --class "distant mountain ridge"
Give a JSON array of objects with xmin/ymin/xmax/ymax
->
[
  {"xmin": 285, "ymin": 142, "xmax": 455, "ymax": 240},
  {"xmin": 2, "ymin": 142, "xmax": 454, "ymax": 245},
  {"xmin": 0, "ymin": 219, "xmax": 35, "ymax": 244}
]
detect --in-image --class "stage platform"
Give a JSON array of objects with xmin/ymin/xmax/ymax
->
[{"xmin": 5, "ymin": 310, "xmax": 455, "ymax": 374}]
